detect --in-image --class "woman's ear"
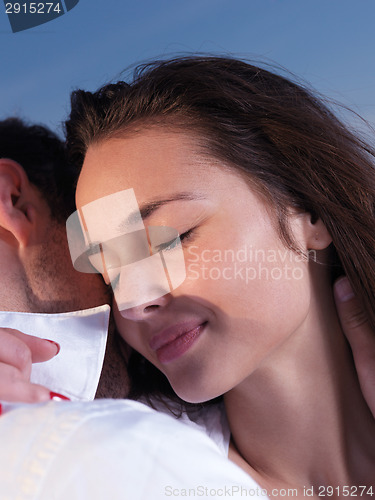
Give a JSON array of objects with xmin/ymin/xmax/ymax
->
[
  {"xmin": 291, "ymin": 211, "xmax": 332, "ymax": 251},
  {"xmin": 303, "ymin": 212, "xmax": 333, "ymax": 250},
  {"xmin": 0, "ymin": 158, "xmax": 34, "ymax": 248}
]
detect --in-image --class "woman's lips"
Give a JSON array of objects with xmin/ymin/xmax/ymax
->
[{"xmin": 150, "ymin": 321, "xmax": 207, "ymax": 364}]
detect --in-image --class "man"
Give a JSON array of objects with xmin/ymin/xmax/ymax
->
[{"xmin": 0, "ymin": 117, "xmax": 129, "ymax": 402}]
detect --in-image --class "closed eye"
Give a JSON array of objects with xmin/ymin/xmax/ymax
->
[
  {"xmin": 103, "ymin": 229, "xmax": 195, "ymax": 291},
  {"xmin": 155, "ymin": 229, "xmax": 194, "ymax": 252}
]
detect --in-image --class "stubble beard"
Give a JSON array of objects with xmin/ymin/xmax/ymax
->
[{"xmin": 23, "ymin": 222, "xmax": 86, "ymax": 313}]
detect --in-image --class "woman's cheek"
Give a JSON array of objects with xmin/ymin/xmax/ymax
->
[{"xmin": 184, "ymin": 246, "xmax": 310, "ymax": 321}]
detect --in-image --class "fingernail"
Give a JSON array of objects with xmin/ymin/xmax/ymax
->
[
  {"xmin": 43, "ymin": 340, "xmax": 60, "ymax": 355},
  {"xmin": 334, "ymin": 277, "xmax": 355, "ymax": 302},
  {"xmin": 0, "ymin": 403, "xmax": 2, "ymax": 416},
  {"xmin": 50, "ymin": 391, "xmax": 70, "ymax": 401}
]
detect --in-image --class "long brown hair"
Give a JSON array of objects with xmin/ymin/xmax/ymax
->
[{"xmin": 66, "ymin": 56, "xmax": 375, "ymax": 400}]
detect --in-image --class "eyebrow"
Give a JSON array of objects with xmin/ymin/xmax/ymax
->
[{"xmin": 119, "ymin": 192, "xmax": 205, "ymax": 230}]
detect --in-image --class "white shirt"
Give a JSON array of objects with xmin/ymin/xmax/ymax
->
[
  {"xmin": 145, "ymin": 397, "xmax": 231, "ymax": 456},
  {"xmin": 0, "ymin": 306, "xmax": 110, "ymax": 401},
  {"xmin": 0, "ymin": 399, "xmax": 269, "ymax": 500}
]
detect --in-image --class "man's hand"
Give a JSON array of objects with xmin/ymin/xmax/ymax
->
[
  {"xmin": 334, "ymin": 277, "xmax": 375, "ymax": 417},
  {"xmin": 0, "ymin": 328, "xmax": 59, "ymax": 404}
]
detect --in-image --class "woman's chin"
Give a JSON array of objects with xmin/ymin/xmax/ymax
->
[{"xmin": 170, "ymin": 381, "xmax": 222, "ymax": 404}]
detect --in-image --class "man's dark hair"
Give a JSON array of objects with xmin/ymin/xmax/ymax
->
[{"xmin": 0, "ymin": 117, "xmax": 75, "ymax": 221}]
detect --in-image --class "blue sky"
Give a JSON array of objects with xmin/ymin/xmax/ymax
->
[{"xmin": 1, "ymin": 0, "xmax": 375, "ymax": 136}]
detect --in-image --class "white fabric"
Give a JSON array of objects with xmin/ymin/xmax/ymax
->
[
  {"xmin": 0, "ymin": 399, "xmax": 268, "ymax": 500},
  {"xmin": 0, "ymin": 305, "xmax": 109, "ymax": 401},
  {"xmin": 144, "ymin": 397, "xmax": 231, "ymax": 456},
  {"xmin": 184, "ymin": 401, "xmax": 231, "ymax": 456}
]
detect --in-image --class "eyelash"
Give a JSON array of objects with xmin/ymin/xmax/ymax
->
[
  {"xmin": 180, "ymin": 228, "xmax": 195, "ymax": 243},
  {"xmin": 156, "ymin": 228, "xmax": 195, "ymax": 252}
]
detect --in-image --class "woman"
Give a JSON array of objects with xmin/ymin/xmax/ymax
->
[{"xmin": 69, "ymin": 56, "xmax": 375, "ymax": 494}]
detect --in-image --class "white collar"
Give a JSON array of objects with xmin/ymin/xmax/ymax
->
[{"xmin": 0, "ymin": 305, "xmax": 109, "ymax": 401}]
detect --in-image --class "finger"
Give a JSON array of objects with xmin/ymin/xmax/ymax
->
[
  {"xmin": 334, "ymin": 276, "xmax": 375, "ymax": 416},
  {"xmin": 0, "ymin": 331, "xmax": 33, "ymax": 378},
  {"xmin": 0, "ymin": 328, "xmax": 59, "ymax": 370},
  {"xmin": 1, "ymin": 382, "xmax": 51, "ymax": 404},
  {"xmin": 334, "ymin": 277, "xmax": 374, "ymax": 353},
  {"xmin": 0, "ymin": 362, "xmax": 51, "ymax": 403}
]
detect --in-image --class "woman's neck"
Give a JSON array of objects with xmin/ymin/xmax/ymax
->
[{"xmin": 224, "ymin": 283, "xmax": 375, "ymax": 495}]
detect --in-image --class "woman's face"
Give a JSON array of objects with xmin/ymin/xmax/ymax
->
[{"xmin": 76, "ymin": 128, "xmax": 317, "ymax": 403}]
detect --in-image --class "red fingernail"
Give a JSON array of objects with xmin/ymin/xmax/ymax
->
[
  {"xmin": 0, "ymin": 403, "xmax": 2, "ymax": 416},
  {"xmin": 50, "ymin": 391, "xmax": 70, "ymax": 401},
  {"xmin": 44, "ymin": 339, "xmax": 60, "ymax": 355}
]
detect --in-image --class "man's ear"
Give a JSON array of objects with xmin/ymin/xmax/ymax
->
[{"xmin": 0, "ymin": 158, "xmax": 35, "ymax": 248}]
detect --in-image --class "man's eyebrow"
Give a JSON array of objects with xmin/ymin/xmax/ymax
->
[{"xmin": 121, "ymin": 192, "xmax": 205, "ymax": 228}]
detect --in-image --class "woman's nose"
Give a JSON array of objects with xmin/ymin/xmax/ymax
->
[{"xmin": 118, "ymin": 293, "xmax": 172, "ymax": 321}]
